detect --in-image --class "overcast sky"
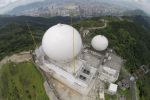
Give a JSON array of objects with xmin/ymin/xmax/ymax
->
[
  {"xmin": 0, "ymin": 0, "xmax": 18, "ymax": 7},
  {"xmin": 0, "ymin": 0, "xmax": 150, "ymax": 14},
  {"xmin": 0, "ymin": 0, "xmax": 44, "ymax": 8},
  {"xmin": 119, "ymin": 0, "xmax": 150, "ymax": 14}
]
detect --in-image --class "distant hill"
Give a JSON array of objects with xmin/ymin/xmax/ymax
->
[
  {"xmin": 130, "ymin": 15, "xmax": 150, "ymax": 30},
  {"xmin": 123, "ymin": 9, "xmax": 147, "ymax": 16}
]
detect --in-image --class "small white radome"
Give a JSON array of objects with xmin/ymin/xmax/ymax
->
[
  {"xmin": 91, "ymin": 35, "xmax": 108, "ymax": 51},
  {"xmin": 42, "ymin": 23, "xmax": 82, "ymax": 62}
]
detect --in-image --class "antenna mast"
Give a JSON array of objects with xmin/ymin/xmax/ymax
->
[
  {"xmin": 26, "ymin": 23, "xmax": 38, "ymax": 49},
  {"xmin": 70, "ymin": 10, "xmax": 76, "ymax": 74}
]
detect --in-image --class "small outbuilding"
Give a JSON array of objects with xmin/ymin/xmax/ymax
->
[{"xmin": 108, "ymin": 83, "xmax": 118, "ymax": 95}]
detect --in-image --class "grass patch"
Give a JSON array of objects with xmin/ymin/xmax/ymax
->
[
  {"xmin": 0, "ymin": 61, "xmax": 49, "ymax": 100},
  {"xmin": 118, "ymin": 88, "xmax": 131, "ymax": 100},
  {"xmin": 105, "ymin": 93, "xmax": 117, "ymax": 100}
]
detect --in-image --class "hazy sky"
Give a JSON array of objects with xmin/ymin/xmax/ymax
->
[
  {"xmin": 0, "ymin": 0, "xmax": 149, "ymax": 7},
  {"xmin": 0, "ymin": 0, "xmax": 18, "ymax": 7},
  {"xmin": 0, "ymin": 0, "xmax": 44, "ymax": 14},
  {"xmin": 0, "ymin": 0, "xmax": 148, "ymax": 7},
  {"xmin": 0, "ymin": 0, "xmax": 150, "ymax": 14},
  {"xmin": 0, "ymin": 0, "xmax": 44, "ymax": 8},
  {"xmin": 121, "ymin": 0, "xmax": 150, "ymax": 14}
]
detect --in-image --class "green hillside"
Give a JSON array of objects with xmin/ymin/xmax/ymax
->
[
  {"xmin": 0, "ymin": 16, "xmax": 150, "ymax": 100},
  {"xmin": 0, "ymin": 62, "xmax": 49, "ymax": 100}
]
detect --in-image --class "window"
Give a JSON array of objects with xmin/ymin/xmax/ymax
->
[
  {"xmin": 79, "ymin": 75, "xmax": 86, "ymax": 80},
  {"xmin": 83, "ymin": 69, "xmax": 90, "ymax": 75}
]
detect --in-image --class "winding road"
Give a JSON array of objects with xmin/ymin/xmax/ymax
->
[{"xmin": 87, "ymin": 20, "xmax": 107, "ymax": 30}]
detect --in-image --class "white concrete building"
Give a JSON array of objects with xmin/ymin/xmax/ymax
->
[
  {"xmin": 35, "ymin": 24, "xmax": 101, "ymax": 95},
  {"xmin": 108, "ymin": 83, "xmax": 118, "ymax": 95},
  {"xmin": 34, "ymin": 23, "xmax": 122, "ymax": 99}
]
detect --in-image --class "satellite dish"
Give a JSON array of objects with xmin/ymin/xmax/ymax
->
[
  {"xmin": 42, "ymin": 24, "xmax": 82, "ymax": 62},
  {"xmin": 91, "ymin": 35, "xmax": 108, "ymax": 51}
]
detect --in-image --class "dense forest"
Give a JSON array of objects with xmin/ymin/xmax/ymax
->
[
  {"xmin": 0, "ymin": 16, "xmax": 80, "ymax": 60},
  {"xmin": 0, "ymin": 16, "xmax": 150, "ymax": 100}
]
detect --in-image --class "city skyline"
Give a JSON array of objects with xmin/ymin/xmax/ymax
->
[{"xmin": 0, "ymin": 0, "xmax": 150, "ymax": 15}]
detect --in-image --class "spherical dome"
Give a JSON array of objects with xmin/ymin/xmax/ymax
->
[
  {"xmin": 42, "ymin": 24, "xmax": 82, "ymax": 62},
  {"xmin": 91, "ymin": 35, "xmax": 108, "ymax": 51}
]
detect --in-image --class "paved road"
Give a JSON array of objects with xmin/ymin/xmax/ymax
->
[
  {"xmin": 87, "ymin": 20, "xmax": 107, "ymax": 30},
  {"xmin": 130, "ymin": 81, "xmax": 138, "ymax": 100},
  {"xmin": 121, "ymin": 67, "xmax": 138, "ymax": 100}
]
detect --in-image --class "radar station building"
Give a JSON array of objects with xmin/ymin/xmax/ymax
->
[{"xmin": 34, "ymin": 23, "xmax": 122, "ymax": 97}]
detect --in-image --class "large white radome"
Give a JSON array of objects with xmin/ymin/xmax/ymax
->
[
  {"xmin": 42, "ymin": 24, "xmax": 82, "ymax": 62},
  {"xmin": 91, "ymin": 35, "xmax": 108, "ymax": 51}
]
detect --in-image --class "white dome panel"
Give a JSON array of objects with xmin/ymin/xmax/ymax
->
[
  {"xmin": 42, "ymin": 24, "xmax": 82, "ymax": 62},
  {"xmin": 91, "ymin": 35, "xmax": 108, "ymax": 51}
]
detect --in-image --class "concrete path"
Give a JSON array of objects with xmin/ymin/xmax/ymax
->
[
  {"xmin": 44, "ymin": 81, "xmax": 58, "ymax": 100},
  {"xmin": 0, "ymin": 51, "xmax": 32, "ymax": 68}
]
